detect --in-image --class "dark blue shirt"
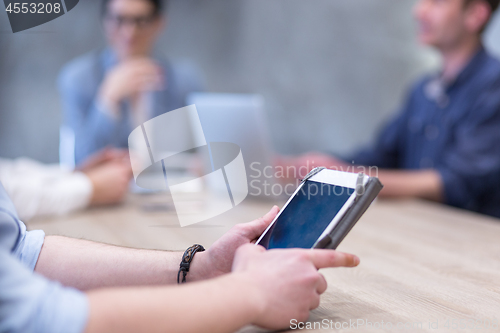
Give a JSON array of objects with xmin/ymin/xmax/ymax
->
[{"xmin": 349, "ymin": 46, "xmax": 500, "ymax": 218}]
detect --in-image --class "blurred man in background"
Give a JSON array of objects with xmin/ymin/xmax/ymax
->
[
  {"xmin": 279, "ymin": 0, "xmax": 500, "ymax": 218},
  {"xmin": 58, "ymin": 0, "xmax": 202, "ymax": 166},
  {"xmin": 0, "ymin": 148, "xmax": 132, "ymax": 220}
]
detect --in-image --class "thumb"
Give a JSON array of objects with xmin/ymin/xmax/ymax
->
[
  {"xmin": 262, "ymin": 205, "xmax": 279, "ymax": 223},
  {"xmin": 242, "ymin": 206, "xmax": 279, "ymax": 240}
]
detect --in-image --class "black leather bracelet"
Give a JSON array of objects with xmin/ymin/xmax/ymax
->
[{"xmin": 177, "ymin": 244, "xmax": 205, "ymax": 284}]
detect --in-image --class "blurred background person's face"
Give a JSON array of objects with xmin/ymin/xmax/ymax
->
[
  {"xmin": 413, "ymin": 0, "xmax": 484, "ymax": 50},
  {"xmin": 103, "ymin": 0, "xmax": 164, "ymax": 60}
]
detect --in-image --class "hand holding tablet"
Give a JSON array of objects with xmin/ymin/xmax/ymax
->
[{"xmin": 256, "ymin": 168, "xmax": 383, "ymax": 250}]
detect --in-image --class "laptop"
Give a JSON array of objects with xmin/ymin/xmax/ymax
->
[{"xmin": 187, "ymin": 93, "xmax": 279, "ymax": 200}]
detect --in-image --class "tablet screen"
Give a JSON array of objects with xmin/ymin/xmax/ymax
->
[{"xmin": 258, "ymin": 180, "xmax": 354, "ymax": 249}]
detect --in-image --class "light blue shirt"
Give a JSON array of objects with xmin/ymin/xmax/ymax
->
[
  {"xmin": 0, "ymin": 183, "xmax": 88, "ymax": 333},
  {"xmin": 58, "ymin": 48, "xmax": 203, "ymax": 165}
]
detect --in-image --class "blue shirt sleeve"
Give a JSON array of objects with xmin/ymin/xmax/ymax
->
[
  {"xmin": 12, "ymin": 221, "xmax": 45, "ymax": 271},
  {"xmin": 346, "ymin": 89, "xmax": 415, "ymax": 168},
  {"xmin": 58, "ymin": 58, "xmax": 117, "ymax": 165},
  {"xmin": 0, "ymin": 184, "xmax": 89, "ymax": 333},
  {"xmin": 436, "ymin": 81, "xmax": 500, "ymax": 211},
  {"xmin": 0, "ymin": 251, "xmax": 89, "ymax": 333}
]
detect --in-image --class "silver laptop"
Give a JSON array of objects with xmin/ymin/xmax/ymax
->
[{"xmin": 187, "ymin": 93, "xmax": 278, "ymax": 200}]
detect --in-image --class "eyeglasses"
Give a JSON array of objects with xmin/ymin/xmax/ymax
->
[{"xmin": 105, "ymin": 13, "xmax": 157, "ymax": 29}]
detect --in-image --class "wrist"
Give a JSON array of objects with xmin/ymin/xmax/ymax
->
[
  {"xmin": 178, "ymin": 245, "xmax": 213, "ymax": 283},
  {"xmin": 189, "ymin": 249, "xmax": 233, "ymax": 282},
  {"xmin": 185, "ymin": 251, "xmax": 215, "ymax": 282},
  {"xmin": 85, "ymin": 173, "xmax": 100, "ymax": 206},
  {"xmin": 227, "ymin": 272, "xmax": 266, "ymax": 324}
]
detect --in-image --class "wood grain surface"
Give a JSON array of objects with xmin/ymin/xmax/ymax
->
[{"xmin": 28, "ymin": 194, "xmax": 500, "ymax": 333}]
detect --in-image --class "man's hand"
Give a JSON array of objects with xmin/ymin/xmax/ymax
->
[
  {"xmin": 377, "ymin": 169, "xmax": 444, "ymax": 201},
  {"xmin": 83, "ymin": 160, "xmax": 132, "ymax": 206},
  {"xmin": 275, "ymin": 153, "xmax": 350, "ymax": 181},
  {"xmin": 98, "ymin": 58, "xmax": 164, "ymax": 115},
  {"xmin": 233, "ymin": 244, "xmax": 360, "ymax": 329},
  {"xmin": 78, "ymin": 147, "xmax": 129, "ymax": 173},
  {"xmin": 82, "ymin": 242, "xmax": 359, "ymax": 333},
  {"xmin": 190, "ymin": 206, "xmax": 280, "ymax": 281}
]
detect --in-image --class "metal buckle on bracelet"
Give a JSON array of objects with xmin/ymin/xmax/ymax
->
[{"xmin": 177, "ymin": 244, "xmax": 205, "ymax": 284}]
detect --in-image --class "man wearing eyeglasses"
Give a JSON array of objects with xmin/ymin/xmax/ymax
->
[{"xmin": 58, "ymin": 0, "xmax": 202, "ymax": 166}]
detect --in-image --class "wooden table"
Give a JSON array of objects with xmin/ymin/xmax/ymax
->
[{"xmin": 28, "ymin": 194, "xmax": 500, "ymax": 333}]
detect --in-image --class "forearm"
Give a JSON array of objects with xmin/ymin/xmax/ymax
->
[
  {"xmin": 0, "ymin": 161, "xmax": 92, "ymax": 220},
  {"xmin": 85, "ymin": 273, "xmax": 260, "ymax": 333},
  {"xmin": 34, "ymin": 236, "xmax": 211, "ymax": 290},
  {"xmin": 377, "ymin": 169, "xmax": 443, "ymax": 201},
  {"xmin": 33, "ymin": 172, "xmax": 92, "ymax": 217}
]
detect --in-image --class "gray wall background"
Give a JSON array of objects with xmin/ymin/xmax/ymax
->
[{"xmin": 1, "ymin": 0, "xmax": 500, "ymax": 163}]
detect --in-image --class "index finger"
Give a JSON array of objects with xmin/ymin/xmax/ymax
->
[{"xmin": 307, "ymin": 249, "xmax": 360, "ymax": 269}]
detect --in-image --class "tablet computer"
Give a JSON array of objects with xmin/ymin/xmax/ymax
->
[{"xmin": 256, "ymin": 168, "xmax": 383, "ymax": 250}]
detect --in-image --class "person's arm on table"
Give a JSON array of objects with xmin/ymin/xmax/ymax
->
[
  {"xmin": 34, "ymin": 207, "xmax": 279, "ymax": 289},
  {"xmin": 34, "ymin": 205, "xmax": 359, "ymax": 333},
  {"xmin": 0, "ymin": 153, "xmax": 132, "ymax": 220},
  {"xmin": 0, "ymin": 157, "xmax": 93, "ymax": 221},
  {"xmin": 72, "ymin": 147, "xmax": 132, "ymax": 207},
  {"xmin": 274, "ymin": 156, "xmax": 444, "ymax": 201},
  {"xmin": 85, "ymin": 245, "xmax": 358, "ymax": 333},
  {"xmin": 376, "ymin": 169, "xmax": 443, "ymax": 201}
]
